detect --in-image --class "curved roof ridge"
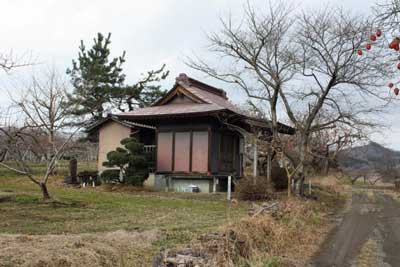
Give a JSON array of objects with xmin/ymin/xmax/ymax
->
[{"xmin": 176, "ymin": 73, "xmax": 227, "ymax": 99}]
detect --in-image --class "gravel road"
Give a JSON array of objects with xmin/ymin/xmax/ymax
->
[{"xmin": 312, "ymin": 189, "xmax": 400, "ymax": 267}]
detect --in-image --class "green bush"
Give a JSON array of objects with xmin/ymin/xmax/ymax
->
[
  {"xmin": 125, "ymin": 166, "xmax": 148, "ymax": 186},
  {"xmin": 124, "ymin": 173, "xmax": 147, "ymax": 186},
  {"xmin": 102, "ymin": 137, "xmax": 149, "ymax": 186},
  {"xmin": 100, "ymin": 169, "xmax": 121, "ymax": 183}
]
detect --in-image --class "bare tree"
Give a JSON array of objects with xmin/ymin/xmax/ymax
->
[
  {"xmin": 283, "ymin": 9, "xmax": 393, "ymax": 193},
  {"xmin": 308, "ymin": 117, "xmax": 367, "ymax": 175},
  {"xmin": 374, "ymin": 0, "xmax": 400, "ymax": 28},
  {"xmin": 0, "ymin": 67, "xmax": 80, "ymax": 200},
  {"xmin": 0, "ymin": 122, "xmax": 80, "ymax": 200},
  {"xmin": 188, "ymin": 3, "xmax": 394, "ymax": 195},
  {"xmin": 188, "ymin": 2, "xmax": 296, "ymax": 184},
  {"xmin": 0, "ymin": 50, "xmax": 33, "ymax": 72},
  {"xmin": 11, "ymin": 67, "xmax": 71, "ymax": 160}
]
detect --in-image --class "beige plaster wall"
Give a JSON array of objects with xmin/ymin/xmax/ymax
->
[{"xmin": 98, "ymin": 121, "xmax": 131, "ymax": 171}]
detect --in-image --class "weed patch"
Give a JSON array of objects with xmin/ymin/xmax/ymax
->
[{"xmin": 155, "ymin": 188, "xmax": 345, "ymax": 267}]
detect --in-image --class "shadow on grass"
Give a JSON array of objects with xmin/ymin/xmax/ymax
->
[{"xmin": 0, "ymin": 191, "xmax": 86, "ymax": 209}]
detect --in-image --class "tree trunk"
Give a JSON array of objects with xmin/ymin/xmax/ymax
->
[
  {"xmin": 322, "ymin": 146, "xmax": 330, "ymax": 175},
  {"xmin": 40, "ymin": 182, "xmax": 51, "ymax": 200},
  {"xmin": 48, "ymin": 130, "xmax": 57, "ymax": 176},
  {"xmin": 296, "ymin": 133, "xmax": 308, "ymax": 196},
  {"xmin": 298, "ymin": 172, "xmax": 305, "ymax": 196},
  {"xmin": 323, "ymin": 158, "xmax": 329, "ymax": 175}
]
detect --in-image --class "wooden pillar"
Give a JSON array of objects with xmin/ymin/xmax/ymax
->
[
  {"xmin": 165, "ymin": 176, "xmax": 171, "ymax": 192},
  {"xmin": 266, "ymin": 143, "xmax": 272, "ymax": 184},
  {"xmin": 240, "ymin": 137, "xmax": 245, "ymax": 177},
  {"xmin": 253, "ymin": 140, "xmax": 258, "ymax": 178},
  {"xmin": 119, "ymin": 169, "xmax": 124, "ymax": 183},
  {"xmin": 213, "ymin": 177, "xmax": 217, "ymax": 193},
  {"xmin": 227, "ymin": 176, "xmax": 232, "ymax": 200},
  {"xmin": 69, "ymin": 158, "xmax": 78, "ymax": 184}
]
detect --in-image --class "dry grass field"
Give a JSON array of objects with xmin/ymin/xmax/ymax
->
[
  {"xmin": 0, "ymin": 164, "xmax": 347, "ymax": 267},
  {"xmin": 0, "ymin": 167, "xmax": 247, "ymax": 266}
]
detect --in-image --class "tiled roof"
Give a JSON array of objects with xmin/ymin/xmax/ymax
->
[
  {"xmin": 118, "ymin": 74, "xmax": 243, "ymax": 118},
  {"xmin": 114, "ymin": 73, "xmax": 295, "ymax": 134},
  {"xmin": 85, "ymin": 115, "xmax": 155, "ymax": 132},
  {"xmin": 118, "ymin": 103, "xmax": 225, "ymax": 117},
  {"xmin": 183, "ymin": 83, "xmax": 244, "ymax": 115}
]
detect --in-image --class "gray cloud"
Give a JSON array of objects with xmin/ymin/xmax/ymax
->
[{"xmin": 2, "ymin": 0, "xmax": 399, "ymax": 149}]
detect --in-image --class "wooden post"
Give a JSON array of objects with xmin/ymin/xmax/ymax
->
[
  {"xmin": 165, "ymin": 176, "xmax": 170, "ymax": 192},
  {"xmin": 241, "ymin": 137, "xmax": 246, "ymax": 177},
  {"xmin": 69, "ymin": 158, "xmax": 78, "ymax": 184},
  {"xmin": 309, "ymin": 179, "xmax": 312, "ymax": 195},
  {"xmin": 253, "ymin": 141, "xmax": 258, "ymax": 179},
  {"xmin": 119, "ymin": 169, "xmax": 124, "ymax": 183},
  {"xmin": 227, "ymin": 176, "xmax": 232, "ymax": 200},
  {"xmin": 266, "ymin": 144, "xmax": 272, "ymax": 185},
  {"xmin": 213, "ymin": 177, "xmax": 217, "ymax": 193}
]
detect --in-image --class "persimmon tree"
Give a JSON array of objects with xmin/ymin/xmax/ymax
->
[
  {"xmin": 189, "ymin": 3, "xmax": 395, "ymax": 195},
  {"xmin": 367, "ymin": 0, "xmax": 400, "ymax": 95},
  {"xmin": 374, "ymin": 0, "xmax": 400, "ymax": 27}
]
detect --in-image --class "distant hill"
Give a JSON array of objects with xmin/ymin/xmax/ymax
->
[{"xmin": 338, "ymin": 142, "xmax": 400, "ymax": 170}]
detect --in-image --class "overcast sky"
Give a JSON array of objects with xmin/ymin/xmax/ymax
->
[{"xmin": 2, "ymin": 0, "xmax": 399, "ymax": 149}]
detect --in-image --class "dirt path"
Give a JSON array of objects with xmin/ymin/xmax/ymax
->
[{"xmin": 312, "ymin": 189, "xmax": 400, "ymax": 267}]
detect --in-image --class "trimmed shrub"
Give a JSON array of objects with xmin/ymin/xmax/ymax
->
[
  {"xmin": 102, "ymin": 137, "xmax": 149, "ymax": 186},
  {"xmin": 100, "ymin": 169, "xmax": 120, "ymax": 184},
  {"xmin": 124, "ymin": 167, "xmax": 148, "ymax": 186}
]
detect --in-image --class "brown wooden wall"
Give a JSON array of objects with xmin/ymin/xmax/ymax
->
[
  {"xmin": 192, "ymin": 131, "xmax": 209, "ymax": 173},
  {"xmin": 156, "ymin": 129, "xmax": 210, "ymax": 174},
  {"xmin": 173, "ymin": 132, "xmax": 191, "ymax": 172},
  {"xmin": 157, "ymin": 132, "xmax": 173, "ymax": 172},
  {"xmin": 154, "ymin": 117, "xmax": 243, "ymax": 177}
]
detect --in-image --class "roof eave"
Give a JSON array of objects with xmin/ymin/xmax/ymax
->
[
  {"xmin": 239, "ymin": 116, "xmax": 296, "ymax": 135},
  {"xmin": 116, "ymin": 109, "xmax": 227, "ymax": 120},
  {"xmin": 85, "ymin": 115, "xmax": 155, "ymax": 133}
]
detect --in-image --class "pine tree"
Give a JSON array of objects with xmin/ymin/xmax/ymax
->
[
  {"xmin": 66, "ymin": 33, "xmax": 126, "ymax": 121},
  {"xmin": 111, "ymin": 65, "xmax": 169, "ymax": 111},
  {"xmin": 67, "ymin": 33, "xmax": 169, "ymax": 121}
]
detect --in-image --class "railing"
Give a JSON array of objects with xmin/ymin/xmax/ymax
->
[
  {"xmin": 144, "ymin": 145, "xmax": 157, "ymax": 172},
  {"xmin": 144, "ymin": 145, "xmax": 156, "ymax": 154}
]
